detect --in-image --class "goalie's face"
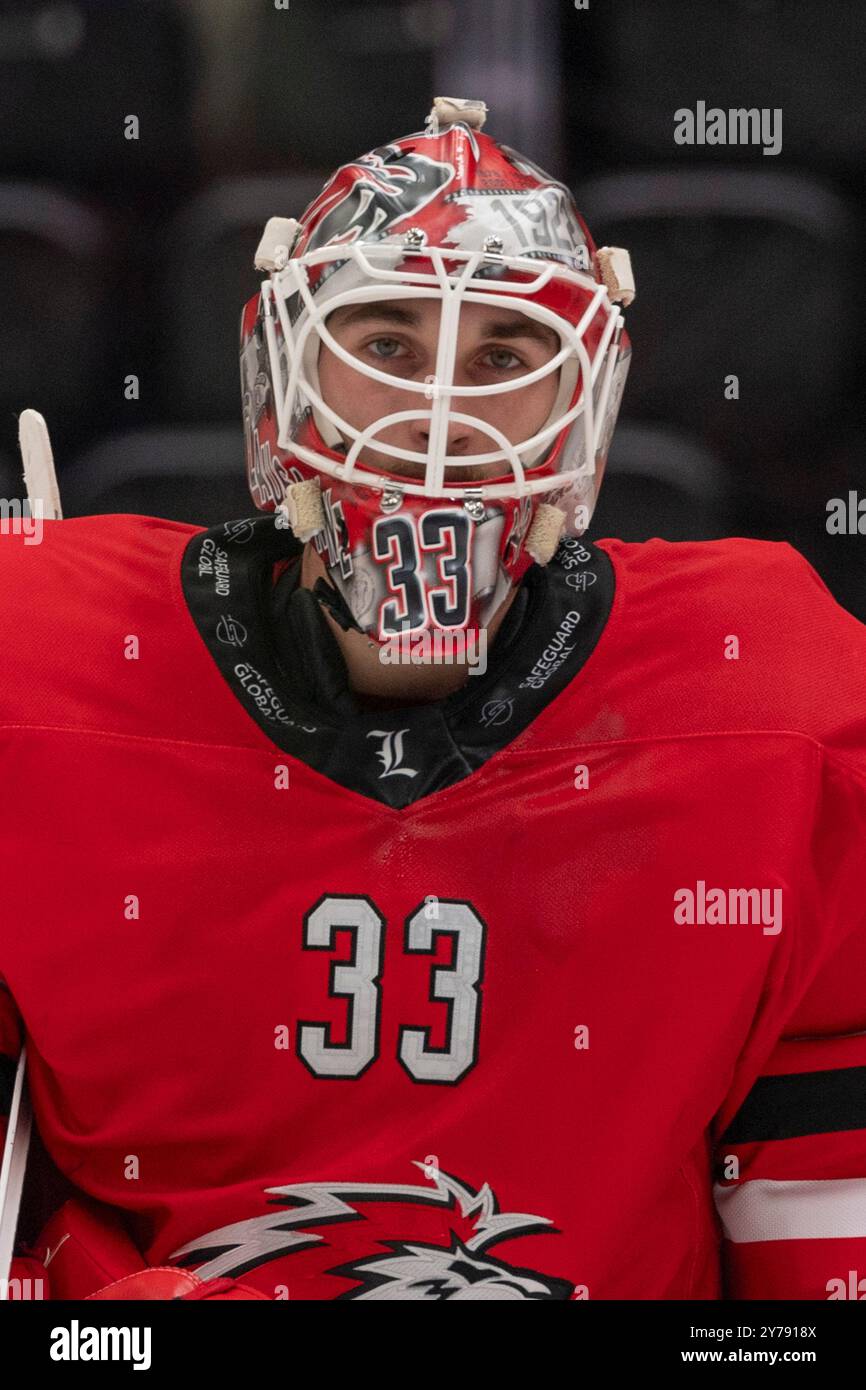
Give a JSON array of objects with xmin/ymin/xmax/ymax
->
[{"xmin": 317, "ymin": 297, "xmax": 562, "ymax": 482}]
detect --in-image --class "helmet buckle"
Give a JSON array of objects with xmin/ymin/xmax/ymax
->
[
  {"xmin": 463, "ymin": 490, "xmax": 486, "ymax": 522},
  {"xmin": 380, "ymin": 486, "xmax": 404, "ymax": 513}
]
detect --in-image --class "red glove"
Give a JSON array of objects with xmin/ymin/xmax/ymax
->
[
  {"xmin": 87, "ymin": 1269, "xmax": 270, "ymax": 1300},
  {"xmin": 28, "ymin": 1194, "xmax": 270, "ymax": 1299}
]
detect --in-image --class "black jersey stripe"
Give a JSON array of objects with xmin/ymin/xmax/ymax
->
[{"xmin": 721, "ymin": 1064, "xmax": 866, "ymax": 1144}]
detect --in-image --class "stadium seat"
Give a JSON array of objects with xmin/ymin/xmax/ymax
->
[
  {"xmin": 588, "ymin": 421, "xmax": 731, "ymax": 543},
  {"xmin": 62, "ymin": 426, "xmax": 252, "ymax": 526},
  {"xmin": 0, "ymin": 183, "xmax": 117, "ymax": 461},
  {"xmin": 0, "ymin": 450, "xmax": 22, "ymax": 506},
  {"xmin": 575, "ymin": 169, "xmax": 859, "ymax": 464},
  {"xmin": 0, "ymin": 0, "xmax": 196, "ymax": 191},
  {"xmin": 588, "ymin": 0, "xmax": 866, "ymax": 173},
  {"xmin": 761, "ymin": 432, "xmax": 866, "ymax": 626},
  {"xmin": 159, "ymin": 175, "xmax": 330, "ymax": 423},
  {"xmin": 249, "ymin": 0, "xmax": 446, "ymax": 170}
]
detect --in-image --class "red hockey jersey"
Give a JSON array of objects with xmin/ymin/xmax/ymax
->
[{"xmin": 1, "ymin": 513, "xmax": 865, "ymax": 1300}]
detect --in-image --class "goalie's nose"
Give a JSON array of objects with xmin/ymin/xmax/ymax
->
[{"xmin": 409, "ymin": 413, "xmax": 473, "ymax": 458}]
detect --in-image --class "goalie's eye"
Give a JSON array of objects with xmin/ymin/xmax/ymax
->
[
  {"xmin": 481, "ymin": 347, "xmax": 524, "ymax": 372},
  {"xmin": 368, "ymin": 337, "xmax": 408, "ymax": 361}
]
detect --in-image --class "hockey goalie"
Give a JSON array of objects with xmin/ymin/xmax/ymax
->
[{"xmin": 1, "ymin": 97, "xmax": 865, "ymax": 1301}]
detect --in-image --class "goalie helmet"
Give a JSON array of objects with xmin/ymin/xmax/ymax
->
[{"xmin": 240, "ymin": 97, "xmax": 634, "ymax": 645}]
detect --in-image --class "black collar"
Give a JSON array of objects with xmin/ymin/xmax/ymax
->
[{"xmin": 181, "ymin": 517, "xmax": 614, "ymax": 809}]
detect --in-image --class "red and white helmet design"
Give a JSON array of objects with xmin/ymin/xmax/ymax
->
[{"xmin": 240, "ymin": 97, "xmax": 634, "ymax": 644}]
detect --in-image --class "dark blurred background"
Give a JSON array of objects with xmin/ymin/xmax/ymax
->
[{"xmin": 0, "ymin": 0, "xmax": 863, "ymax": 618}]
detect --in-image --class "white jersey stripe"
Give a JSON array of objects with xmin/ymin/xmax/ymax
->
[{"xmin": 714, "ymin": 1178, "xmax": 866, "ymax": 1243}]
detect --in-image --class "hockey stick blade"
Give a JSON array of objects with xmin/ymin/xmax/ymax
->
[
  {"xmin": 0, "ymin": 1047, "xmax": 34, "ymax": 1296},
  {"xmin": 18, "ymin": 408, "xmax": 62, "ymax": 521}
]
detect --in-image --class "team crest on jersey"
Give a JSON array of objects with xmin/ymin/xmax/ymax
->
[
  {"xmin": 170, "ymin": 1162, "xmax": 575, "ymax": 1300},
  {"xmin": 368, "ymin": 727, "xmax": 418, "ymax": 779}
]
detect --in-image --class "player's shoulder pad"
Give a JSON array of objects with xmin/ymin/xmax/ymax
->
[
  {"xmin": 595, "ymin": 535, "xmax": 866, "ymax": 758},
  {"xmin": 0, "ymin": 513, "xmax": 202, "ymax": 692},
  {"xmin": 0, "ymin": 512, "xmax": 200, "ymax": 608},
  {"xmin": 601, "ymin": 533, "xmax": 861, "ymax": 637}
]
